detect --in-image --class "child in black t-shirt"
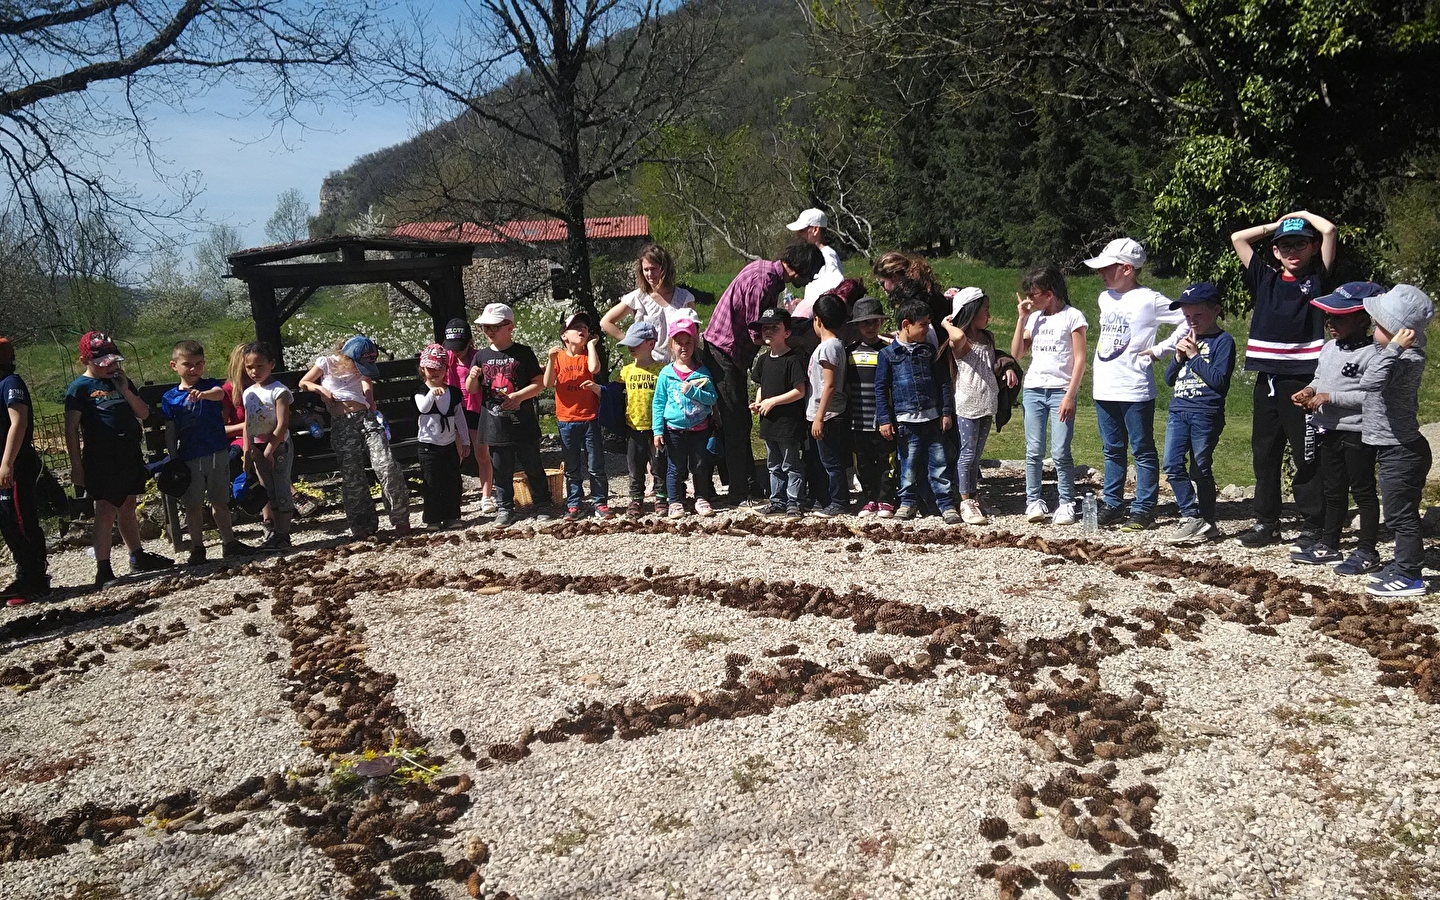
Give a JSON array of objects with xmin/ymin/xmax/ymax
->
[
  {"xmin": 64, "ymin": 331, "xmax": 175, "ymax": 588},
  {"xmin": 0, "ymin": 337, "xmax": 49, "ymax": 605},
  {"xmin": 845, "ymin": 297, "xmax": 894, "ymax": 517},
  {"xmin": 749, "ymin": 308, "xmax": 807, "ymax": 516},
  {"xmin": 1228, "ymin": 210, "xmax": 1337, "ymax": 549},
  {"xmin": 464, "ymin": 304, "xmax": 551, "ymax": 528}
]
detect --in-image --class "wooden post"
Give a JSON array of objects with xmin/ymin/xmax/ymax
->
[
  {"xmin": 431, "ymin": 267, "xmax": 467, "ymax": 342},
  {"xmin": 249, "ymin": 282, "xmax": 284, "ymax": 370}
]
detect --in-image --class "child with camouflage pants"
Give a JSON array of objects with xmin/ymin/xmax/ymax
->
[{"xmin": 300, "ymin": 336, "xmax": 412, "ymax": 539}]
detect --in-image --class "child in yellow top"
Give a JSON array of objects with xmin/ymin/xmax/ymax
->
[{"xmin": 617, "ymin": 321, "xmax": 666, "ymax": 516}]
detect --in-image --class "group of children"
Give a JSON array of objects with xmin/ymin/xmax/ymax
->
[{"xmin": 0, "ymin": 208, "xmax": 1435, "ymax": 603}]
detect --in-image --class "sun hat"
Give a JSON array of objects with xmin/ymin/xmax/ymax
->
[
  {"xmin": 1084, "ymin": 238, "xmax": 1147, "ymax": 269},
  {"xmin": 419, "ymin": 343, "xmax": 449, "ymax": 370},
  {"xmin": 848, "ymin": 297, "xmax": 886, "ymax": 324},
  {"xmin": 476, "ymin": 303, "xmax": 514, "ymax": 326},
  {"xmin": 786, "ymin": 208, "xmax": 828, "ymax": 231}
]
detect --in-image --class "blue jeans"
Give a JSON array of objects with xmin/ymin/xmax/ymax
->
[
  {"xmin": 765, "ymin": 440, "xmax": 804, "ymax": 506},
  {"xmin": 1095, "ymin": 399, "xmax": 1158, "ymax": 515},
  {"xmin": 895, "ymin": 419, "xmax": 955, "ymax": 511},
  {"xmin": 954, "ymin": 415, "xmax": 992, "ymax": 496},
  {"xmin": 1022, "ymin": 389, "xmax": 1075, "ymax": 506},
  {"xmin": 805, "ymin": 417, "xmax": 850, "ymax": 509},
  {"xmin": 664, "ymin": 428, "xmax": 714, "ymax": 503},
  {"xmin": 558, "ymin": 419, "xmax": 608, "ymax": 508},
  {"xmin": 1163, "ymin": 409, "xmax": 1224, "ymax": 522}
]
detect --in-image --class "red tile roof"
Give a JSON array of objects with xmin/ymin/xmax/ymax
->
[{"xmin": 392, "ymin": 216, "xmax": 649, "ymax": 245}]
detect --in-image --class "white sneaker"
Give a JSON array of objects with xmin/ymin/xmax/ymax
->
[
  {"xmin": 960, "ymin": 499, "xmax": 989, "ymax": 525},
  {"xmin": 1025, "ymin": 500, "xmax": 1050, "ymax": 523},
  {"xmin": 480, "ymin": 496, "xmax": 497, "ymax": 515},
  {"xmin": 1052, "ymin": 502, "xmax": 1078, "ymax": 526}
]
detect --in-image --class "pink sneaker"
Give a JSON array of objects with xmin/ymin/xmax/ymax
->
[
  {"xmin": 857, "ymin": 502, "xmax": 879, "ymax": 518},
  {"xmin": 695, "ymin": 497, "xmax": 714, "ymax": 517},
  {"xmin": 876, "ymin": 503, "xmax": 896, "ymax": 519}
]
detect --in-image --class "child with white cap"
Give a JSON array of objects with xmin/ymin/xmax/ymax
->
[
  {"xmin": 941, "ymin": 287, "xmax": 1020, "ymax": 525},
  {"xmin": 466, "ymin": 303, "xmax": 552, "ymax": 527},
  {"xmin": 1085, "ymin": 237, "xmax": 1187, "ymax": 532},
  {"xmin": 415, "ymin": 343, "xmax": 471, "ymax": 528}
]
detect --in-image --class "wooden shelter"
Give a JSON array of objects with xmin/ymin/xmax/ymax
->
[{"xmin": 226, "ymin": 235, "xmax": 478, "ymax": 367}]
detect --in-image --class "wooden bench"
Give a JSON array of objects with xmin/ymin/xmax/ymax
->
[{"xmin": 136, "ymin": 357, "xmax": 427, "ymax": 548}]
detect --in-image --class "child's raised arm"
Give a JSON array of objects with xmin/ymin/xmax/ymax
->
[
  {"xmin": 1283, "ymin": 210, "xmax": 1338, "ymax": 273},
  {"xmin": 586, "ymin": 335, "xmax": 601, "ymax": 376},
  {"xmin": 1010, "ymin": 293, "xmax": 1033, "ymax": 360},
  {"xmin": 542, "ymin": 346, "xmax": 560, "ymax": 389}
]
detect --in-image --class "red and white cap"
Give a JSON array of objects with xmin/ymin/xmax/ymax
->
[
  {"xmin": 419, "ymin": 343, "xmax": 449, "ymax": 370},
  {"xmin": 79, "ymin": 331, "xmax": 123, "ymax": 365}
]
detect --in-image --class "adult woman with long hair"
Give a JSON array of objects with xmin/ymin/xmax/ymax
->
[{"xmin": 600, "ymin": 244, "xmax": 697, "ymax": 364}]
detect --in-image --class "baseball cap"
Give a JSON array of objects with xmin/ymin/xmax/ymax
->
[
  {"xmin": 1084, "ymin": 238, "xmax": 1147, "ymax": 269},
  {"xmin": 79, "ymin": 331, "xmax": 123, "ymax": 365},
  {"xmin": 1311, "ymin": 281, "xmax": 1384, "ymax": 315},
  {"xmin": 419, "ymin": 343, "xmax": 449, "ymax": 370},
  {"xmin": 442, "ymin": 317, "xmax": 472, "ymax": 352},
  {"xmin": 1169, "ymin": 282, "xmax": 1221, "ymax": 309},
  {"xmin": 848, "ymin": 297, "xmax": 887, "ymax": 324},
  {"xmin": 0, "ymin": 337, "xmax": 14, "ymax": 367},
  {"xmin": 618, "ymin": 321, "xmax": 659, "ymax": 347},
  {"xmin": 341, "ymin": 335, "xmax": 381, "ymax": 378},
  {"xmin": 749, "ymin": 307, "xmax": 793, "ymax": 331},
  {"xmin": 668, "ymin": 317, "xmax": 698, "ymax": 340},
  {"xmin": 560, "ymin": 308, "xmax": 595, "ymax": 333},
  {"xmin": 1273, "ymin": 217, "xmax": 1320, "ymax": 242},
  {"xmin": 476, "ymin": 303, "xmax": 514, "ymax": 326},
  {"xmin": 786, "ymin": 208, "xmax": 828, "ymax": 231}
]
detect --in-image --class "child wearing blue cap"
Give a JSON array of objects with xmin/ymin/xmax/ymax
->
[
  {"xmin": 1229, "ymin": 210, "xmax": 1337, "ymax": 548},
  {"xmin": 300, "ymin": 335, "xmax": 411, "ymax": 540},
  {"xmin": 617, "ymin": 320, "xmax": 667, "ymax": 517},
  {"xmin": 1162, "ymin": 283, "xmax": 1234, "ymax": 544},
  {"xmin": 1289, "ymin": 282, "xmax": 1384, "ymax": 573}
]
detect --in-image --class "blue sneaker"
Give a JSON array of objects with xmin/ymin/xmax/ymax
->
[
  {"xmin": 1369, "ymin": 562, "xmax": 1401, "ymax": 584},
  {"xmin": 1334, "ymin": 548, "xmax": 1381, "ymax": 577},
  {"xmin": 1290, "ymin": 542, "xmax": 1341, "ymax": 565},
  {"xmin": 1367, "ymin": 573, "xmax": 1427, "ymax": 597}
]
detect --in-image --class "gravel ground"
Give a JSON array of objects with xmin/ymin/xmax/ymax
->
[{"xmin": 2, "ymin": 468, "xmax": 1438, "ymax": 900}]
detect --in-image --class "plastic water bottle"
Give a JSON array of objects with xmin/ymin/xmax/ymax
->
[
  {"xmin": 375, "ymin": 411, "xmax": 391, "ymax": 442},
  {"xmin": 308, "ymin": 419, "xmax": 323, "ymax": 439},
  {"xmin": 1082, "ymin": 492, "xmax": 1098, "ymax": 534},
  {"xmin": 782, "ymin": 287, "xmax": 795, "ymax": 312}
]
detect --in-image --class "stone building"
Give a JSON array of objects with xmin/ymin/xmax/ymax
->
[{"xmin": 388, "ymin": 217, "xmax": 651, "ymax": 316}]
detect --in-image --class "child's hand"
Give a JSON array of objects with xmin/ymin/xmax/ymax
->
[
  {"xmin": 499, "ymin": 394, "xmax": 522, "ymax": 410},
  {"xmin": 878, "ymin": 423, "xmax": 895, "ymax": 441},
  {"xmin": 1395, "ymin": 328, "xmax": 1417, "ymax": 349},
  {"xmin": 1176, "ymin": 335, "xmax": 1196, "ymax": 359},
  {"xmin": 1059, "ymin": 394, "xmax": 1076, "ymax": 423},
  {"xmin": 581, "ymin": 379, "xmax": 600, "ymax": 395},
  {"xmin": 587, "ymin": 335, "xmax": 600, "ymax": 348},
  {"xmin": 748, "ymin": 399, "xmax": 761, "ymax": 414},
  {"xmin": 1304, "ymin": 392, "xmax": 1330, "ymax": 411},
  {"xmin": 653, "ymin": 434, "xmax": 664, "ymax": 450},
  {"xmin": 941, "ymin": 415, "xmax": 952, "ymax": 432},
  {"xmin": 69, "ymin": 464, "xmax": 85, "ymax": 488},
  {"xmin": 811, "ymin": 418, "xmax": 824, "ymax": 440},
  {"xmin": 263, "ymin": 441, "xmax": 277, "ymax": 462},
  {"xmin": 1015, "ymin": 292, "xmax": 1033, "ymax": 317},
  {"xmin": 431, "ymin": 385, "xmax": 447, "ymax": 396},
  {"xmin": 547, "ymin": 345, "xmax": 562, "ymax": 358},
  {"xmin": 1002, "ymin": 369, "xmax": 1019, "ymax": 388},
  {"xmin": 457, "ymin": 442, "xmax": 469, "ymax": 461},
  {"xmin": 1291, "ymin": 386, "xmax": 1316, "ymax": 406}
]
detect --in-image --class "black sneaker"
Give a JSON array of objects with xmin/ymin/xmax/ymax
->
[
  {"xmin": 187, "ymin": 545, "xmax": 207, "ymax": 566},
  {"xmin": 763, "ymin": 502, "xmax": 787, "ymax": 516},
  {"xmin": 1237, "ymin": 523, "xmax": 1279, "ymax": 548},
  {"xmin": 1096, "ymin": 504, "xmax": 1126, "ymax": 527},
  {"xmin": 258, "ymin": 533, "xmax": 291, "ymax": 552},
  {"xmin": 222, "ymin": 540, "xmax": 256, "ymax": 558},
  {"xmin": 1291, "ymin": 531, "xmax": 1319, "ymax": 551},
  {"xmin": 3, "ymin": 577, "xmax": 47, "ymax": 607},
  {"xmin": 1119, "ymin": 514, "xmax": 1155, "ymax": 533},
  {"xmin": 1290, "ymin": 542, "xmax": 1341, "ymax": 565},
  {"xmin": 94, "ymin": 560, "xmax": 117, "ymax": 589},
  {"xmin": 130, "ymin": 549, "xmax": 176, "ymax": 573},
  {"xmin": 1334, "ymin": 547, "xmax": 1381, "ymax": 576}
]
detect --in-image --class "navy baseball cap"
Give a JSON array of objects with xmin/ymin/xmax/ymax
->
[
  {"xmin": 1311, "ymin": 281, "xmax": 1385, "ymax": 314},
  {"xmin": 618, "ymin": 321, "xmax": 659, "ymax": 347},
  {"xmin": 1273, "ymin": 217, "xmax": 1320, "ymax": 242},
  {"xmin": 341, "ymin": 335, "xmax": 381, "ymax": 377},
  {"xmin": 1169, "ymin": 282, "xmax": 1220, "ymax": 309}
]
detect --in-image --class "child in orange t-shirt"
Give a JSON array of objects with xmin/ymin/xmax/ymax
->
[{"xmin": 544, "ymin": 309, "xmax": 610, "ymax": 519}]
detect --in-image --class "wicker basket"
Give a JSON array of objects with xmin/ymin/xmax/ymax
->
[{"xmin": 513, "ymin": 465, "xmax": 564, "ymax": 508}]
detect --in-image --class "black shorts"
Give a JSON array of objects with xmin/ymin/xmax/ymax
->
[
  {"xmin": 463, "ymin": 408, "xmax": 480, "ymax": 430},
  {"xmin": 83, "ymin": 440, "xmax": 148, "ymax": 507}
]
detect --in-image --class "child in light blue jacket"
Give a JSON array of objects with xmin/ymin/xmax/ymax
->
[{"xmin": 652, "ymin": 316, "xmax": 719, "ymax": 518}]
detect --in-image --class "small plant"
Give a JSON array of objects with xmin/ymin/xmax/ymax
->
[
  {"xmin": 820, "ymin": 711, "xmax": 871, "ymax": 745},
  {"xmin": 650, "ymin": 812, "xmax": 690, "ymax": 834},
  {"xmin": 680, "ymin": 632, "xmax": 733, "ymax": 651},
  {"xmin": 731, "ymin": 755, "xmax": 776, "ymax": 794},
  {"xmin": 547, "ymin": 826, "xmax": 593, "ymax": 855}
]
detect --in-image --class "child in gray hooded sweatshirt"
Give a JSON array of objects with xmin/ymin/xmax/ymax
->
[{"xmin": 1355, "ymin": 284, "xmax": 1434, "ymax": 597}]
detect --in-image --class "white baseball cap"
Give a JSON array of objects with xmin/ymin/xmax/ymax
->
[
  {"xmin": 476, "ymin": 303, "xmax": 515, "ymax": 325},
  {"xmin": 1084, "ymin": 238, "xmax": 1147, "ymax": 269},
  {"xmin": 786, "ymin": 208, "xmax": 829, "ymax": 231}
]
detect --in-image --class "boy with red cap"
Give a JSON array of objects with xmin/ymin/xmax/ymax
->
[
  {"xmin": 0, "ymin": 337, "xmax": 49, "ymax": 604},
  {"xmin": 65, "ymin": 331, "xmax": 175, "ymax": 587}
]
